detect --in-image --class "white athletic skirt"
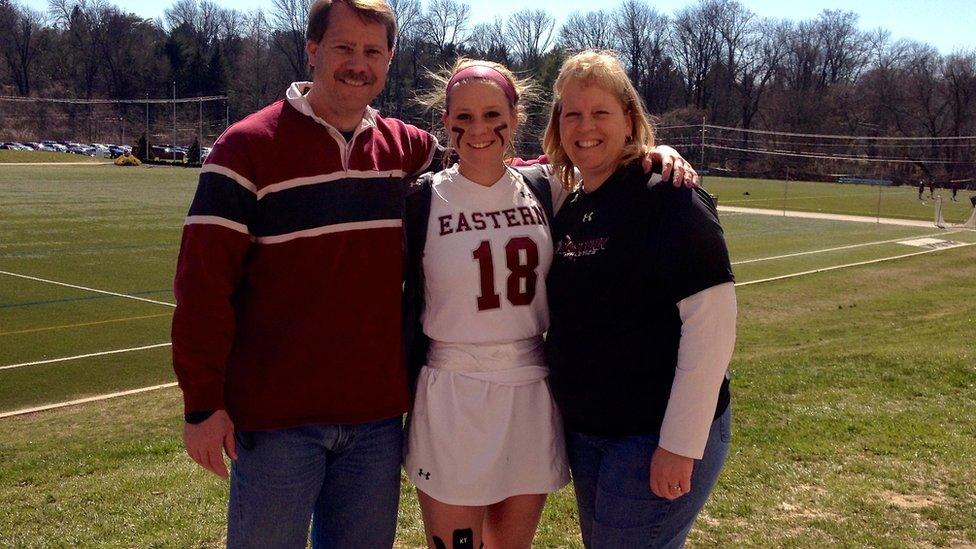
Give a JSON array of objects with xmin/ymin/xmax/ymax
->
[{"xmin": 404, "ymin": 337, "xmax": 570, "ymax": 506}]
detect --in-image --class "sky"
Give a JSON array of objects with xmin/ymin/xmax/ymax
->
[{"xmin": 22, "ymin": 0, "xmax": 976, "ymax": 54}]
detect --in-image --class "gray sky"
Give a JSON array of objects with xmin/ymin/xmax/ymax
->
[{"xmin": 22, "ymin": 0, "xmax": 976, "ymax": 54}]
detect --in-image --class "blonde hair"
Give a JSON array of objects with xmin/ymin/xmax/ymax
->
[
  {"xmin": 419, "ymin": 58, "xmax": 537, "ymax": 168},
  {"xmin": 543, "ymin": 50, "xmax": 657, "ymax": 190}
]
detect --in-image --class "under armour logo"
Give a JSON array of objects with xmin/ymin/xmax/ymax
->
[
  {"xmin": 418, "ymin": 468, "xmax": 431, "ymax": 480},
  {"xmin": 582, "ymin": 212, "xmax": 594, "ymax": 222}
]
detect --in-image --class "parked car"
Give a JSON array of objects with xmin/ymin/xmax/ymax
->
[
  {"xmin": 149, "ymin": 144, "xmax": 186, "ymax": 161},
  {"xmin": 89, "ymin": 144, "xmax": 114, "ymax": 158},
  {"xmin": 40, "ymin": 141, "xmax": 67, "ymax": 152},
  {"xmin": 67, "ymin": 144, "xmax": 95, "ymax": 156}
]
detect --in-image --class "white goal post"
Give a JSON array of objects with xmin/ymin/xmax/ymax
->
[{"xmin": 935, "ymin": 197, "xmax": 976, "ymax": 230}]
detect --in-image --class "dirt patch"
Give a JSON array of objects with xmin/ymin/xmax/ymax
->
[
  {"xmin": 881, "ymin": 490, "xmax": 946, "ymax": 509},
  {"xmin": 777, "ymin": 501, "xmax": 837, "ymax": 521},
  {"xmin": 797, "ymin": 484, "xmax": 827, "ymax": 495}
]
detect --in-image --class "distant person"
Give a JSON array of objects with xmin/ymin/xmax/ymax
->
[
  {"xmin": 970, "ymin": 193, "xmax": 976, "ymax": 209},
  {"xmin": 929, "ymin": 181, "xmax": 935, "ymax": 199},
  {"xmin": 951, "ymin": 181, "xmax": 959, "ymax": 201},
  {"xmin": 918, "ymin": 181, "xmax": 925, "ymax": 200}
]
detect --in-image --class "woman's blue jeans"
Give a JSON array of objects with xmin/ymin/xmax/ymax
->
[{"xmin": 566, "ymin": 406, "xmax": 732, "ymax": 549}]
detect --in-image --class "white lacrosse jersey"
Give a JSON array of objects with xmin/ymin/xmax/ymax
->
[
  {"xmin": 421, "ymin": 165, "xmax": 564, "ymax": 343},
  {"xmin": 407, "ymin": 163, "xmax": 571, "ymax": 505}
]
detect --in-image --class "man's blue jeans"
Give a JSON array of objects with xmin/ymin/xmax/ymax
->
[
  {"xmin": 226, "ymin": 416, "xmax": 403, "ymax": 548},
  {"xmin": 566, "ymin": 406, "xmax": 731, "ymax": 549}
]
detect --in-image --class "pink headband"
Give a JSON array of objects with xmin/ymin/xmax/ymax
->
[{"xmin": 446, "ymin": 65, "xmax": 519, "ymax": 108}]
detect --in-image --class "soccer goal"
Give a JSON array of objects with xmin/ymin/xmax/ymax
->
[{"xmin": 935, "ymin": 197, "xmax": 976, "ymax": 229}]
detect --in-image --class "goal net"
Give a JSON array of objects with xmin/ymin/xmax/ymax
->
[
  {"xmin": 0, "ymin": 94, "xmax": 228, "ymax": 151},
  {"xmin": 935, "ymin": 198, "xmax": 976, "ymax": 230},
  {"xmin": 657, "ymin": 123, "xmax": 976, "ymax": 183}
]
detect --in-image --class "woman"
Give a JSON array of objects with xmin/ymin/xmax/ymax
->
[
  {"xmin": 402, "ymin": 58, "xmax": 699, "ymax": 549},
  {"xmin": 542, "ymin": 50, "xmax": 737, "ymax": 548}
]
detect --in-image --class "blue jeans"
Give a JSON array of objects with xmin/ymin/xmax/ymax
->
[
  {"xmin": 566, "ymin": 406, "xmax": 732, "ymax": 549},
  {"xmin": 226, "ymin": 416, "xmax": 403, "ymax": 548}
]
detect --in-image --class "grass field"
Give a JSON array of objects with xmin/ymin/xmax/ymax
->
[
  {"xmin": 706, "ymin": 176, "xmax": 976, "ymax": 224},
  {"xmin": 1, "ymin": 165, "xmax": 975, "ymax": 547},
  {"xmin": 0, "ymin": 150, "xmax": 108, "ymax": 164}
]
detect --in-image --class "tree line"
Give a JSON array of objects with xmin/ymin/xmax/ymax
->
[{"xmin": 2, "ymin": 0, "xmax": 975, "ymax": 179}]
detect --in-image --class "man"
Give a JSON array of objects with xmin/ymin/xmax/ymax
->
[
  {"xmin": 172, "ymin": 0, "xmax": 697, "ymax": 546},
  {"xmin": 173, "ymin": 1, "xmax": 432, "ymax": 546}
]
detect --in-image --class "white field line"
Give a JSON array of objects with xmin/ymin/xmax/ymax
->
[
  {"xmin": 0, "ymin": 382, "xmax": 178, "ymax": 420},
  {"xmin": 718, "ymin": 205, "xmax": 935, "ymax": 228},
  {"xmin": 736, "ymin": 243, "xmax": 975, "ymax": 287},
  {"xmin": 5, "ymin": 242, "xmax": 972, "ymax": 418},
  {"xmin": 0, "ymin": 270, "xmax": 175, "ymax": 308},
  {"xmin": 0, "ymin": 342, "xmax": 172, "ymax": 371},
  {"xmin": 0, "ymin": 161, "xmax": 112, "ymax": 166},
  {"xmin": 733, "ymin": 230, "xmax": 965, "ymax": 265},
  {"xmin": 720, "ymin": 189, "xmax": 891, "ymax": 205}
]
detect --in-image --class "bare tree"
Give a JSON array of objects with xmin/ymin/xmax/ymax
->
[
  {"xmin": 559, "ymin": 10, "xmax": 617, "ymax": 52},
  {"xmin": 713, "ymin": 0, "xmax": 754, "ymax": 123},
  {"xmin": 379, "ymin": 0, "xmax": 421, "ymax": 117},
  {"xmin": 97, "ymin": 10, "xmax": 161, "ymax": 98},
  {"xmin": 737, "ymin": 19, "xmax": 787, "ymax": 131},
  {"xmin": 163, "ymin": 0, "xmax": 224, "ymax": 49},
  {"xmin": 942, "ymin": 52, "xmax": 976, "ymax": 135},
  {"xmin": 422, "ymin": 0, "xmax": 470, "ymax": 58},
  {"xmin": 505, "ymin": 9, "xmax": 554, "ymax": 69},
  {"xmin": 613, "ymin": 0, "xmax": 671, "ymax": 113},
  {"xmin": 780, "ymin": 20, "xmax": 822, "ymax": 92},
  {"xmin": 268, "ymin": 0, "xmax": 310, "ymax": 81},
  {"xmin": 218, "ymin": 7, "xmax": 246, "ymax": 41},
  {"xmin": 671, "ymin": 0, "xmax": 722, "ymax": 109},
  {"xmin": 389, "ymin": 0, "xmax": 420, "ymax": 50},
  {"xmin": 48, "ymin": 0, "xmax": 112, "ymax": 97},
  {"xmin": 469, "ymin": 17, "xmax": 511, "ymax": 64},
  {"xmin": 235, "ymin": 9, "xmax": 276, "ymax": 111},
  {"xmin": 0, "ymin": 0, "xmax": 46, "ymax": 95},
  {"xmin": 816, "ymin": 10, "xmax": 869, "ymax": 87}
]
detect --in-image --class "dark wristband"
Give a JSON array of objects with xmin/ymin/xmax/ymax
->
[{"xmin": 185, "ymin": 410, "xmax": 216, "ymax": 424}]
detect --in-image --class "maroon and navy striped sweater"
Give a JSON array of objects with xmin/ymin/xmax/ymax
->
[{"xmin": 172, "ymin": 96, "xmax": 436, "ymax": 430}]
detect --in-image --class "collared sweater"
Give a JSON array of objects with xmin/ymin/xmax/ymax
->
[{"xmin": 172, "ymin": 87, "xmax": 436, "ymax": 430}]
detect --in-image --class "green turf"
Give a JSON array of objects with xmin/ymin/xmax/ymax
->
[
  {"xmin": 0, "ymin": 150, "xmax": 106, "ymax": 163},
  {"xmin": 0, "ymin": 346, "xmax": 174, "ymax": 411},
  {"xmin": 2, "ymin": 166, "xmax": 975, "ymax": 546},
  {"xmin": 705, "ymin": 176, "xmax": 976, "ymax": 224},
  {"xmin": 0, "ymin": 165, "xmax": 192, "ymax": 291}
]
